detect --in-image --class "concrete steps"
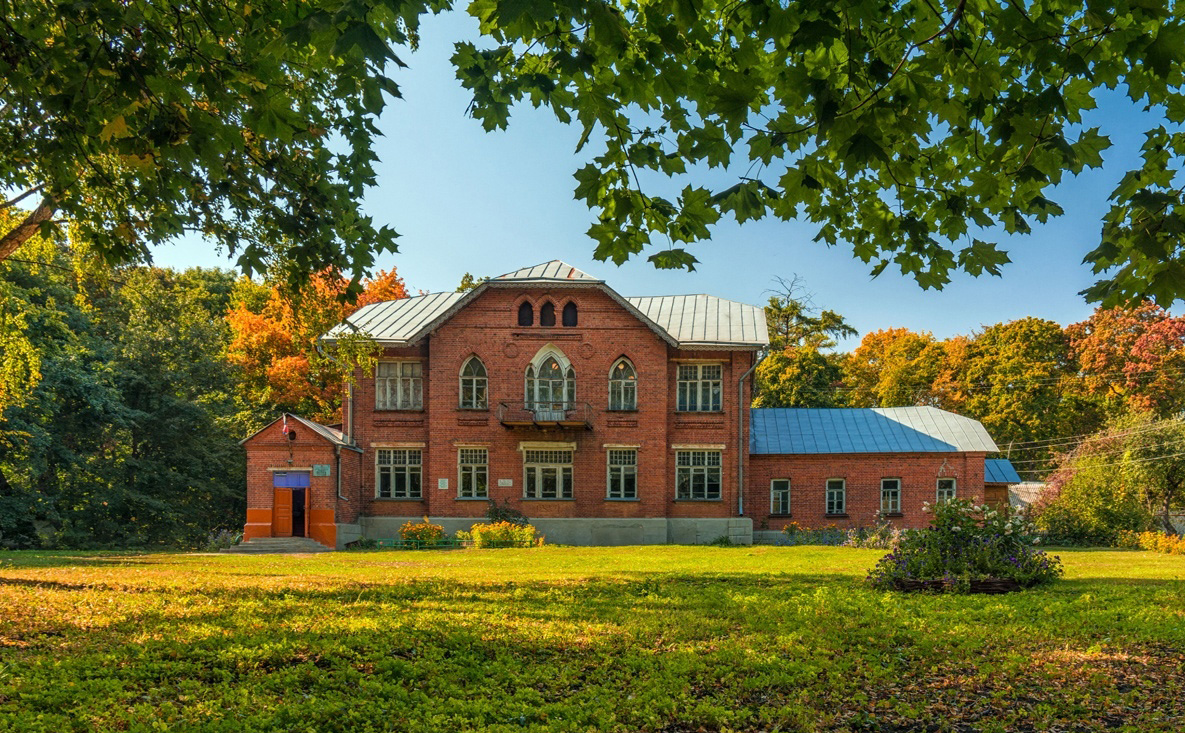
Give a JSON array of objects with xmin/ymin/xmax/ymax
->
[{"xmin": 221, "ymin": 536, "xmax": 332, "ymax": 554}]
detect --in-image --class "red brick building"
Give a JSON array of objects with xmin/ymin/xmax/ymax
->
[{"xmin": 241, "ymin": 261, "xmax": 1011, "ymax": 548}]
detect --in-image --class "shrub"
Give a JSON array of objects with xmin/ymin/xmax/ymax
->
[
  {"xmin": 866, "ymin": 499, "xmax": 1063, "ymax": 593},
  {"xmin": 781, "ymin": 522, "xmax": 846, "ymax": 546},
  {"xmin": 400, "ymin": 517, "xmax": 445, "ymax": 548},
  {"xmin": 708, "ymin": 535, "xmax": 736, "ymax": 547},
  {"xmin": 201, "ymin": 529, "xmax": 242, "ymax": 552},
  {"xmin": 346, "ymin": 537, "xmax": 379, "ymax": 551},
  {"xmin": 1116, "ymin": 530, "xmax": 1185, "ymax": 555},
  {"xmin": 486, "ymin": 500, "xmax": 529, "ymax": 526},
  {"xmin": 843, "ymin": 515, "xmax": 904, "ymax": 549},
  {"xmin": 469, "ymin": 521, "xmax": 540, "ymax": 548}
]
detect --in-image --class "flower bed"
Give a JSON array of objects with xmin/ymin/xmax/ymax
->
[{"xmin": 866, "ymin": 499, "xmax": 1063, "ymax": 593}]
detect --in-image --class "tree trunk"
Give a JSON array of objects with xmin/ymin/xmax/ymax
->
[{"xmin": 0, "ymin": 195, "xmax": 57, "ymax": 260}]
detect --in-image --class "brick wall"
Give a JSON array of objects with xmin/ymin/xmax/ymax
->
[
  {"xmin": 746, "ymin": 451, "xmax": 987, "ymax": 531},
  {"xmin": 243, "ymin": 418, "xmax": 340, "ymax": 546}
]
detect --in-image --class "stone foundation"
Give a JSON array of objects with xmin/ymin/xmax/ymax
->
[{"xmin": 355, "ymin": 516, "xmax": 753, "ymax": 546}]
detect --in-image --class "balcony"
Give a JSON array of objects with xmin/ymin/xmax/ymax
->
[{"xmin": 497, "ymin": 402, "xmax": 593, "ymax": 430}]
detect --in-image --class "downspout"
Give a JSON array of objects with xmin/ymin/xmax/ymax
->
[
  {"xmin": 334, "ymin": 444, "xmax": 346, "ymax": 501},
  {"xmin": 737, "ymin": 349, "xmax": 765, "ymax": 516}
]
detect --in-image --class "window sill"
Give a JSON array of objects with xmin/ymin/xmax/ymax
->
[
  {"xmin": 605, "ymin": 497, "xmax": 640, "ymax": 502},
  {"xmin": 373, "ymin": 497, "xmax": 425, "ymax": 502},
  {"xmin": 674, "ymin": 498, "xmax": 723, "ymax": 502},
  {"xmin": 455, "ymin": 496, "xmax": 490, "ymax": 501},
  {"xmin": 675, "ymin": 410, "xmax": 725, "ymax": 415},
  {"xmin": 881, "ymin": 512, "xmax": 904, "ymax": 518},
  {"xmin": 374, "ymin": 408, "xmax": 425, "ymax": 413},
  {"xmin": 456, "ymin": 407, "xmax": 489, "ymax": 412},
  {"xmin": 606, "ymin": 408, "xmax": 639, "ymax": 413},
  {"xmin": 770, "ymin": 513, "xmax": 792, "ymax": 518},
  {"xmin": 824, "ymin": 513, "xmax": 849, "ymax": 519},
  {"xmin": 520, "ymin": 498, "xmax": 574, "ymax": 502}
]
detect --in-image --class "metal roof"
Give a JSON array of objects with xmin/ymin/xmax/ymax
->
[
  {"xmin": 1010, "ymin": 482, "xmax": 1046, "ymax": 508},
  {"xmin": 326, "ymin": 291, "xmax": 464, "ymax": 342},
  {"xmin": 495, "ymin": 260, "xmax": 602, "ymax": 282},
  {"xmin": 626, "ymin": 294, "xmax": 768, "ymax": 347},
  {"xmin": 750, "ymin": 407, "xmax": 999, "ymax": 455},
  {"xmin": 985, "ymin": 458, "xmax": 1022, "ymax": 484},
  {"xmin": 239, "ymin": 413, "xmax": 361, "ymax": 451}
]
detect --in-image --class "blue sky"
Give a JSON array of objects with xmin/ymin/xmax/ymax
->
[{"xmin": 151, "ymin": 11, "xmax": 1166, "ymax": 349}]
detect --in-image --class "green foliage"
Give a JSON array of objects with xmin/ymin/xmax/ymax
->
[
  {"xmin": 485, "ymin": 498, "xmax": 529, "ymax": 526},
  {"xmin": 202, "ymin": 529, "xmax": 243, "ymax": 552},
  {"xmin": 0, "ymin": 548, "xmax": 1181, "ymax": 730},
  {"xmin": 867, "ymin": 499, "xmax": 1063, "ymax": 591},
  {"xmin": 456, "ymin": 0, "xmax": 1185, "ymax": 304},
  {"xmin": 400, "ymin": 517, "xmax": 445, "ymax": 547},
  {"xmin": 469, "ymin": 521, "xmax": 539, "ymax": 548}
]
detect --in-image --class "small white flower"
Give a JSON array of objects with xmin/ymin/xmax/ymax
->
[{"xmin": 952, "ymin": 526, "xmax": 961, "ymax": 532}]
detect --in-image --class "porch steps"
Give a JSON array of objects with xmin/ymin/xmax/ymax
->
[{"xmin": 222, "ymin": 537, "xmax": 332, "ymax": 554}]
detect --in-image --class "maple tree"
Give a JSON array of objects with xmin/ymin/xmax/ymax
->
[{"xmin": 842, "ymin": 328, "xmax": 945, "ymax": 408}]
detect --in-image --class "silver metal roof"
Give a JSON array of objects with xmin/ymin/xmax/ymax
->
[
  {"xmin": 1010, "ymin": 482, "xmax": 1047, "ymax": 508},
  {"xmin": 495, "ymin": 260, "xmax": 602, "ymax": 282},
  {"xmin": 750, "ymin": 406, "xmax": 1000, "ymax": 455},
  {"xmin": 626, "ymin": 294, "xmax": 768, "ymax": 347},
  {"xmin": 239, "ymin": 413, "xmax": 361, "ymax": 450},
  {"xmin": 985, "ymin": 458, "xmax": 1022, "ymax": 484},
  {"xmin": 326, "ymin": 291, "xmax": 464, "ymax": 342}
]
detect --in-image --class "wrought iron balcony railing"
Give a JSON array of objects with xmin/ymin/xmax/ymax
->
[{"xmin": 496, "ymin": 402, "xmax": 593, "ymax": 429}]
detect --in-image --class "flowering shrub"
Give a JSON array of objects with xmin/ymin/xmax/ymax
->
[
  {"xmin": 866, "ymin": 499, "xmax": 1063, "ymax": 592},
  {"xmin": 1116, "ymin": 530, "xmax": 1185, "ymax": 555},
  {"xmin": 780, "ymin": 517, "xmax": 903, "ymax": 549},
  {"xmin": 400, "ymin": 517, "xmax": 445, "ymax": 547},
  {"xmin": 469, "ymin": 521, "xmax": 541, "ymax": 548}
]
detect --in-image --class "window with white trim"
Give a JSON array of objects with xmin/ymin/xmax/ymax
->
[
  {"xmin": 458, "ymin": 448, "xmax": 488, "ymax": 499},
  {"xmin": 770, "ymin": 479, "xmax": 790, "ymax": 515},
  {"xmin": 459, "ymin": 357, "xmax": 488, "ymax": 409},
  {"xmin": 523, "ymin": 449, "xmax": 573, "ymax": 499},
  {"xmin": 606, "ymin": 449, "xmax": 637, "ymax": 499},
  {"xmin": 881, "ymin": 478, "xmax": 902, "ymax": 513},
  {"xmin": 675, "ymin": 450, "xmax": 722, "ymax": 500},
  {"xmin": 825, "ymin": 478, "xmax": 846, "ymax": 515},
  {"xmin": 609, "ymin": 358, "xmax": 637, "ymax": 411},
  {"xmin": 676, "ymin": 364, "xmax": 722, "ymax": 412},
  {"xmin": 375, "ymin": 361, "xmax": 423, "ymax": 410},
  {"xmin": 936, "ymin": 477, "xmax": 956, "ymax": 503},
  {"xmin": 376, "ymin": 449, "xmax": 422, "ymax": 499},
  {"xmin": 525, "ymin": 354, "xmax": 575, "ymax": 412}
]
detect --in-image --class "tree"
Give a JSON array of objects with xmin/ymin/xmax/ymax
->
[
  {"xmin": 843, "ymin": 328, "xmax": 945, "ymax": 407},
  {"xmin": 456, "ymin": 273, "xmax": 488, "ymax": 292},
  {"xmin": 0, "ymin": 0, "xmax": 423, "ymax": 288},
  {"xmin": 455, "ymin": 0, "xmax": 1185, "ymax": 304}
]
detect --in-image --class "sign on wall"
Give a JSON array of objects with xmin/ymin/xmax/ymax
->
[
  {"xmin": 312, "ymin": 464, "xmax": 331, "ymax": 477},
  {"xmin": 497, "ymin": 479, "xmax": 513, "ymax": 487},
  {"xmin": 438, "ymin": 478, "xmax": 449, "ymax": 490}
]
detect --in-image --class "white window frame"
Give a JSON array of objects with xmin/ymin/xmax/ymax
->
[
  {"xmin": 457, "ymin": 448, "xmax": 488, "ymax": 499},
  {"xmin": 523, "ymin": 449, "xmax": 573, "ymax": 500},
  {"xmin": 459, "ymin": 356, "xmax": 488, "ymax": 409},
  {"xmin": 881, "ymin": 478, "xmax": 902, "ymax": 514},
  {"xmin": 375, "ymin": 360, "xmax": 423, "ymax": 410},
  {"xmin": 770, "ymin": 478, "xmax": 791, "ymax": 515},
  {"xmin": 376, "ymin": 449, "xmax": 422, "ymax": 499},
  {"xmin": 825, "ymin": 478, "xmax": 846, "ymax": 515},
  {"xmin": 608, "ymin": 358, "xmax": 637, "ymax": 411},
  {"xmin": 675, "ymin": 450, "xmax": 722, "ymax": 500},
  {"xmin": 676, "ymin": 363, "xmax": 723, "ymax": 412},
  {"xmin": 606, "ymin": 449, "xmax": 638, "ymax": 499},
  {"xmin": 524, "ymin": 348, "xmax": 575, "ymax": 414},
  {"xmin": 936, "ymin": 477, "xmax": 956, "ymax": 503}
]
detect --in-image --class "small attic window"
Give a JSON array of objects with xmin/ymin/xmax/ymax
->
[
  {"xmin": 562, "ymin": 302, "xmax": 578, "ymax": 327},
  {"xmin": 540, "ymin": 301, "xmax": 556, "ymax": 327},
  {"xmin": 517, "ymin": 301, "xmax": 534, "ymax": 326}
]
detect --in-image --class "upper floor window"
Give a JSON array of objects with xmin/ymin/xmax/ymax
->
[
  {"xmin": 525, "ymin": 349, "xmax": 574, "ymax": 414},
  {"xmin": 826, "ymin": 478, "xmax": 846, "ymax": 515},
  {"xmin": 675, "ymin": 449, "xmax": 721, "ymax": 500},
  {"xmin": 376, "ymin": 449, "xmax": 422, "ymax": 499},
  {"xmin": 936, "ymin": 477, "xmax": 956, "ymax": 503},
  {"xmin": 881, "ymin": 478, "xmax": 902, "ymax": 514},
  {"xmin": 459, "ymin": 357, "xmax": 487, "ymax": 409},
  {"xmin": 770, "ymin": 479, "xmax": 791, "ymax": 515},
  {"xmin": 562, "ymin": 302, "xmax": 578, "ymax": 327},
  {"xmin": 517, "ymin": 301, "xmax": 534, "ymax": 326},
  {"xmin": 376, "ymin": 361, "xmax": 422, "ymax": 410},
  {"xmin": 608, "ymin": 358, "xmax": 637, "ymax": 410},
  {"xmin": 540, "ymin": 301, "xmax": 556, "ymax": 327},
  {"xmin": 676, "ymin": 363, "xmax": 722, "ymax": 412}
]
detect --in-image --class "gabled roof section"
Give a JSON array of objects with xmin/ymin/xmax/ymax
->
[
  {"xmin": 495, "ymin": 260, "xmax": 602, "ymax": 282},
  {"xmin": 239, "ymin": 413, "xmax": 362, "ymax": 451},
  {"xmin": 324, "ymin": 291, "xmax": 464, "ymax": 343},
  {"xmin": 750, "ymin": 406, "xmax": 999, "ymax": 455},
  {"xmin": 626, "ymin": 294, "xmax": 767, "ymax": 348},
  {"xmin": 985, "ymin": 458, "xmax": 1022, "ymax": 484}
]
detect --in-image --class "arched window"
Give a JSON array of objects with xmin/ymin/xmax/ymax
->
[
  {"xmin": 540, "ymin": 301, "xmax": 556, "ymax": 327},
  {"xmin": 608, "ymin": 358, "xmax": 636, "ymax": 410},
  {"xmin": 517, "ymin": 301, "xmax": 534, "ymax": 326},
  {"xmin": 562, "ymin": 302, "xmax": 578, "ymax": 327},
  {"xmin": 459, "ymin": 356, "xmax": 488, "ymax": 409},
  {"xmin": 525, "ymin": 347, "xmax": 575, "ymax": 414}
]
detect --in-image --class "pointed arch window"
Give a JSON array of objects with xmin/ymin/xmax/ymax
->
[
  {"xmin": 459, "ymin": 356, "xmax": 488, "ymax": 409},
  {"xmin": 540, "ymin": 301, "xmax": 556, "ymax": 327},
  {"xmin": 562, "ymin": 302, "xmax": 578, "ymax": 327},
  {"xmin": 525, "ymin": 349, "xmax": 575, "ymax": 414},
  {"xmin": 517, "ymin": 301, "xmax": 534, "ymax": 326},
  {"xmin": 608, "ymin": 358, "xmax": 637, "ymax": 411}
]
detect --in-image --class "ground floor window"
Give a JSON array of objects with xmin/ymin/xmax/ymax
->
[
  {"xmin": 376, "ymin": 449, "xmax": 422, "ymax": 499},
  {"xmin": 524, "ymin": 449, "xmax": 573, "ymax": 499},
  {"xmin": 675, "ymin": 450, "xmax": 721, "ymax": 500},
  {"xmin": 826, "ymin": 478, "xmax": 846, "ymax": 515},
  {"xmin": 881, "ymin": 478, "xmax": 901, "ymax": 514},
  {"xmin": 936, "ymin": 477, "xmax": 956, "ymax": 503},
  {"xmin": 607, "ymin": 449, "xmax": 637, "ymax": 499},
  {"xmin": 458, "ymin": 448, "xmax": 488, "ymax": 499},
  {"xmin": 770, "ymin": 479, "xmax": 790, "ymax": 515}
]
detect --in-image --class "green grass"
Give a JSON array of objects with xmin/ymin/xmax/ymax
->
[{"xmin": 1, "ymin": 547, "xmax": 1182, "ymax": 732}]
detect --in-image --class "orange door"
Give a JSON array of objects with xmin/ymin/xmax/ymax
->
[{"xmin": 273, "ymin": 488, "xmax": 293, "ymax": 537}]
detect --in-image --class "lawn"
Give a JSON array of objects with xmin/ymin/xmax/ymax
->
[{"xmin": 0, "ymin": 546, "xmax": 1182, "ymax": 732}]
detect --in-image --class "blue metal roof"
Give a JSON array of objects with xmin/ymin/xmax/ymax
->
[
  {"xmin": 985, "ymin": 458, "xmax": 1022, "ymax": 484},
  {"xmin": 749, "ymin": 407, "xmax": 999, "ymax": 455}
]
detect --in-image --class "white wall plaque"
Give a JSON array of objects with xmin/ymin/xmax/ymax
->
[
  {"xmin": 438, "ymin": 478, "xmax": 449, "ymax": 490},
  {"xmin": 497, "ymin": 479, "xmax": 513, "ymax": 487}
]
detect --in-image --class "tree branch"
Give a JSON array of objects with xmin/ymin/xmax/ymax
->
[{"xmin": 0, "ymin": 195, "xmax": 57, "ymax": 261}]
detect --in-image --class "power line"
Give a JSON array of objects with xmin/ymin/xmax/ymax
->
[
  {"xmin": 1014, "ymin": 448, "xmax": 1185, "ymax": 474},
  {"xmin": 1006, "ymin": 432, "xmax": 1185, "ymax": 466},
  {"xmin": 1000, "ymin": 417, "xmax": 1184, "ymax": 451}
]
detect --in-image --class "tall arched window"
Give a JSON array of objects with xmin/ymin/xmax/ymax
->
[
  {"xmin": 459, "ymin": 356, "xmax": 488, "ymax": 409},
  {"xmin": 540, "ymin": 301, "xmax": 556, "ymax": 327},
  {"xmin": 525, "ymin": 347, "xmax": 575, "ymax": 414},
  {"xmin": 562, "ymin": 302, "xmax": 578, "ymax": 327},
  {"xmin": 608, "ymin": 358, "xmax": 637, "ymax": 410},
  {"xmin": 517, "ymin": 301, "xmax": 534, "ymax": 326}
]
